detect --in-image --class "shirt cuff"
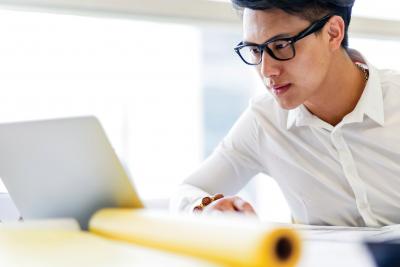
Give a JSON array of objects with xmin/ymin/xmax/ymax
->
[{"xmin": 169, "ymin": 184, "xmax": 210, "ymax": 214}]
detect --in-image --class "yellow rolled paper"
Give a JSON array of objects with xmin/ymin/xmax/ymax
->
[{"xmin": 89, "ymin": 209, "xmax": 301, "ymax": 267}]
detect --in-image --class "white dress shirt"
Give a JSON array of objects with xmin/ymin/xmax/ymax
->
[{"xmin": 170, "ymin": 60, "xmax": 400, "ymax": 227}]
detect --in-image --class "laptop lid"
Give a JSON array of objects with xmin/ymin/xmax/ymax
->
[{"xmin": 0, "ymin": 116, "xmax": 143, "ymax": 229}]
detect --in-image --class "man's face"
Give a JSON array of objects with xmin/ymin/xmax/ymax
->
[{"xmin": 243, "ymin": 8, "xmax": 332, "ymax": 110}]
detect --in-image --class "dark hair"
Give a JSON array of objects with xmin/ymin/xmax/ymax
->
[{"xmin": 231, "ymin": 0, "xmax": 353, "ymax": 49}]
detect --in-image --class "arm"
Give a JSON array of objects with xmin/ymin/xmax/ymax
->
[{"xmin": 169, "ymin": 107, "xmax": 264, "ymax": 214}]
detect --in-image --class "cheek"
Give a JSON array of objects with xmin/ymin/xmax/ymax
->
[{"xmin": 289, "ymin": 49, "xmax": 328, "ymax": 89}]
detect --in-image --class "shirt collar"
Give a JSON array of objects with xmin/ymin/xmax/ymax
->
[
  {"xmin": 359, "ymin": 61, "xmax": 385, "ymax": 126},
  {"xmin": 286, "ymin": 58, "xmax": 385, "ymax": 130}
]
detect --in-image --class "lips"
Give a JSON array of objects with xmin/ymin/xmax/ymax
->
[{"xmin": 271, "ymin": 83, "xmax": 291, "ymax": 96}]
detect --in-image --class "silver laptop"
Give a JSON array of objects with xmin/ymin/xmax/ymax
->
[{"xmin": 0, "ymin": 116, "xmax": 143, "ymax": 229}]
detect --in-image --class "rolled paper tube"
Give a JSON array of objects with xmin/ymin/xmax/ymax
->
[{"xmin": 90, "ymin": 209, "xmax": 301, "ymax": 267}]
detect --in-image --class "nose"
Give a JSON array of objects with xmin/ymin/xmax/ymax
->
[{"xmin": 259, "ymin": 50, "xmax": 281, "ymax": 79}]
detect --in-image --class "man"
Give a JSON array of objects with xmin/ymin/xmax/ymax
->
[{"xmin": 170, "ymin": 0, "xmax": 400, "ymax": 227}]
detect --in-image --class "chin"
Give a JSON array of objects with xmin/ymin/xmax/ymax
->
[{"xmin": 276, "ymin": 99, "xmax": 301, "ymax": 110}]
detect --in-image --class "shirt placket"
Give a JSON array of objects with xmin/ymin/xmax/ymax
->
[{"xmin": 330, "ymin": 127, "xmax": 379, "ymax": 227}]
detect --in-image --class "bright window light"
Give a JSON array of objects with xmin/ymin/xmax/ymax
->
[
  {"xmin": 353, "ymin": 0, "xmax": 400, "ymax": 21},
  {"xmin": 351, "ymin": 37, "xmax": 400, "ymax": 71},
  {"xmin": 0, "ymin": 8, "xmax": 203, "ymax": 200}
]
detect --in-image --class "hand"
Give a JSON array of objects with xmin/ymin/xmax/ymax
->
[{"xmin": 202, "ymin": 196, "xmax": 257, "ymax": 216}]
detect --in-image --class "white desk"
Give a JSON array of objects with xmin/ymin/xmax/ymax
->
[{"xmin": 299, "ymin": 240, "xmax": 375, "ymax": 267}]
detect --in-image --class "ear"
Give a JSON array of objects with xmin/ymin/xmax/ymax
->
[{"xmin": 326, "ymin": 15, "xmax": 345, "ymax": 51}]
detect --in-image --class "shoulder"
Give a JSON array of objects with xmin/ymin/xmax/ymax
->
[
  {"xmin": 377, "ymin": 68, "xmax": 400, "ymax": 103},
  {"xmin": 373, "ymin": 67, "xmax": 400, "ymax": 121},
  {"xmin": 378, "ymin": 68, "xmax": 400, "ymax": 88},
  {"xmin": 220, "ymin": 94, "xmax": 277, "ymax": 146}
]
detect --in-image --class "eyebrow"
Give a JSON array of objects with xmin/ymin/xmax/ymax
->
[{"xmin": 243, "ymin": 33, "xmax": 292, "ymax": 46}]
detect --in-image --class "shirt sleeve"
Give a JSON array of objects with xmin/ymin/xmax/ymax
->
[{"xmin": 169, "ymin": 107, "xmax": 264, "ymax": 213}]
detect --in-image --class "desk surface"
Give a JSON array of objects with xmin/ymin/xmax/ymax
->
[
  {"xmin": 0, "ymin": 229, "xmax": 219, "ymax": 267},
  {"xmin": 0, "ymin": 227, "xmax": 380, "ymax": 267},
  {"xmin": 299, "ymin": 240, "xmax": 375, "ymax": 267}
]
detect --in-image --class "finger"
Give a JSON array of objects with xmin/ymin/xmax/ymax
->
[
  {"xmin": 213, "ymin": 199, "xmax": 236, "ymax": 212},
  {"xmin": 205, "ymin": 198, "xmax": 235, "ymax": 213},
  {"xmin": 233, "ymin": 198, "xmax": 256, "ymax": 214}
]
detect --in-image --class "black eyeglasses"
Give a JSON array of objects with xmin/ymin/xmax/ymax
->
[{"xmin": 234, "ymin": 14, "xmax": 334, "ymax": 65}]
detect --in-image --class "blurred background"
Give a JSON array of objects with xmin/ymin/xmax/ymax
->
[{"xmin": 0, "ymin": 0, "xmax": 399, "ymax": 222}]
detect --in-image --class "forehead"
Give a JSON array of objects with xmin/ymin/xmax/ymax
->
[{"xmin": 242, "ymin": 8, "xmax": 310, "ymax": 44}]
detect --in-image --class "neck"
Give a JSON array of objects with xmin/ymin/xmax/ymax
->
[{"xmin": 303, "ymin": 49, "xmax": 367, "ymax": 126}]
